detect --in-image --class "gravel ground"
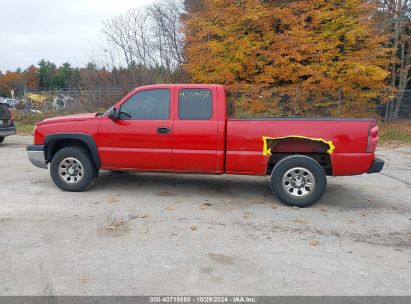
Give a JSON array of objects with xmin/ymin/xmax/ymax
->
[{"xmin": 0, "ymin": 136, "xmax": 410, "ymax": 296}]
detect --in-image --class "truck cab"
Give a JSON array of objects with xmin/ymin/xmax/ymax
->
[{"xmin": 98, "ymin": 84, "xmax": 227, "ymax": 173}]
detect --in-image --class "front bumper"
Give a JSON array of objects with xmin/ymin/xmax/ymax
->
[
  {"xmin": 26, "ymin": 144, "xmax": 48, "ymax": 169},
  {"xmin": 367, "ymin": 158, "xmax": 385, "ymax": 174},
  {"xmin": 0, "ymin": 126, "xmax": 16, "ymax": 137}
]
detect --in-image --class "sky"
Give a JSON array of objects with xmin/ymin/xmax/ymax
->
[{"xmin": 0, "ymin": 0, "xmax": 154, "ymax": 72}]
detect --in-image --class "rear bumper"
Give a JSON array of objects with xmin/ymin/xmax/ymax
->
[
  {"xmin": 0, "ymin": 126, "xmax": 16, "ymax": 137},
  {"xmin": 26, "ymin": 144, "xmax": 48, "ymax": 169},
  {"xmin": 367, "ymin": 158, "xmax": 385, "ymax": 174}
]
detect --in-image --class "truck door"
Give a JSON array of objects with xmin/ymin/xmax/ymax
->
[
  {"xmin": 172, "ymin": 87, "xmax": 220, "ymax": 173},
  {"xmin": 98, "ymin": 88, "xmax": 173, "ymax": 171}
]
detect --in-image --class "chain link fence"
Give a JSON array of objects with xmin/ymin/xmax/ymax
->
[
  {"xmin": 4, "ymin": 88, "xmax": 411, "ymax": 119},
  {"xmin": 12, "ymin": 89, "xmax": 127, "ymax": 113}
]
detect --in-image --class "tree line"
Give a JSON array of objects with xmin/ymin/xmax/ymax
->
[{"xmin": 1, "ymin": 0, "xmax": 410, "ymax": 121}]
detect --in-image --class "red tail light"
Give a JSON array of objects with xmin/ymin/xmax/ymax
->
[{"xmin": 367, "ymin": 124, "xmax": 378, "ymax": 153}]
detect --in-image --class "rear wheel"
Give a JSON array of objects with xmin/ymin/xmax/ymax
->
[
  {"xmin": 0, "ymin": 137, "xmax": 4, "ymax": 144},
  {"xmin": 270, "ymin": 155, "xmax": 327, "ymax": 208},
  {"xmin": 50, "ymin": 147, "xmax": 98, "ymax": 192}
]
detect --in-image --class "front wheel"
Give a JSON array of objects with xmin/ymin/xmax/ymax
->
[
  {"xmin": 50, "ymin": 147, "xmax": 98, "ymax": 192},
  {"xmin": 270, "ymin": 155, "xmax": 327, "ymax": 208},
  {"xmin": 0, "ymin": 137, "xmax": 4, "ymax": 144}
]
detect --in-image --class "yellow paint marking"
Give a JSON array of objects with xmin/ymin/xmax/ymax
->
[{"xmin": 262, "ymin": 135, "xmax": 335, "ymax": 156}]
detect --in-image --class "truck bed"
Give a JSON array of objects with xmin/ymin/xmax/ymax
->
[{"xmin": 225, "ymin": 117, "xmax": 376, "ymax": 176}]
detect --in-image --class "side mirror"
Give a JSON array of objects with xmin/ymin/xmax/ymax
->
[{"xmin": 108, "ymin": 107, "xmax": 119, "ymax": 120}]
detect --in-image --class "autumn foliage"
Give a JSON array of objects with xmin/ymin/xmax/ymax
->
[
  {"xmin": 183, "ymin": 0, "xmax": 391, "ymax": 116},
  {"xmin": 0, "ymin": 66, "xmax": 38, "ymax": 97}
]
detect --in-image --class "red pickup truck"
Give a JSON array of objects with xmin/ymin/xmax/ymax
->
[{"xmin": 27, "ymin": 84, "xmax": 384, "ymax": 207}]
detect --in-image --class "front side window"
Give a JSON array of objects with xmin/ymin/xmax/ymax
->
[
  {"xmin": 120, "ymin": 89, "xmax": 170, "ymax": 120},
  {"xmin": 178, "ymin": 89, "xmax": 212, "ymax": 120}
]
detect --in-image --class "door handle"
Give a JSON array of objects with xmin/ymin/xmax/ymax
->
[{"xmin": 157, "ymin": 127, "xmax": 171, "ymax": 134}]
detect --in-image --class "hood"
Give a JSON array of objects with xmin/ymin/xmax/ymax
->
[{"xmin": 37, "ymin": 113, "xmax": 100, "ymax": 125}]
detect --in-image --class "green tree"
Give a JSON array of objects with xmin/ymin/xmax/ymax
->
[
  {"xmin": 37, "ymin": 59, "xmax": 57, "ymax": 90},
  {"xmin": 52, "ymin": 62, "xmax": 74, "ymax": 89}
]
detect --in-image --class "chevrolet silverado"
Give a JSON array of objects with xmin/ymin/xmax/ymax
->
[{"xmin": 26, "ymin": 84, "xmax": 384, "ymax": 207}]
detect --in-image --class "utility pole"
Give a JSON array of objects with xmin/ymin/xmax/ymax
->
[{"xmin": 24, "ymin": 83, "xmax": 28, "ymax": 113}]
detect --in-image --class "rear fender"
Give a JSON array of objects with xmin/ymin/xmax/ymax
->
[{"xmin": 263, "ymin": 136, "xmax": 334, "ymax": 175}]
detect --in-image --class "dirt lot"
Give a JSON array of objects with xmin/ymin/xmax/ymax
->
[{"xmin": 0, "ymin": 136, "xmax": 410, "ymax": 295}]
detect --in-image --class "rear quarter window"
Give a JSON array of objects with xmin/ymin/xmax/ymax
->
[{"xmin": 178, "ymin": 89, "xmax": 212, "ymax": 120}]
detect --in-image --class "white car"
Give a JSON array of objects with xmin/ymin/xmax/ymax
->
[{"xmin": 0, "ymin": 98, "xmax": 18, "ymax": 107}]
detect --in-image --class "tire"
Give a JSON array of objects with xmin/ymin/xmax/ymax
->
[
  {"xmin": 270, "ymin": 155, "xmax": 327, "ymax": 208},
  {"xmin": 50, "ymin": 147, "xmax": 98, "ymax": 192},
  {"xmin": 0, "ymin": 137, "xmax": 4, "ymax": 144}
]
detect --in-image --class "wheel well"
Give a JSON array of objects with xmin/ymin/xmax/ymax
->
[
  {"xmin": 266, "ymin": 153, "xmax": 332, "ymax": 176},
  {"xmin": 43, "ymin": 133, "xmax": 101, "ymax": 168},
  {"xmin": 45, "ymin": 139, "xmax": 92, "ymax": 163},
  {"xmin": 264, "ymin": 136, "xmax": 334, "ymax": 155}
]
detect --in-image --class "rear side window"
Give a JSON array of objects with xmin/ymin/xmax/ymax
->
[
  {"xmin": 120, "ymin": 89, "xmax": 170, "ymax": 120},
  {"xmin": 0, "ymin": 105, "xmax": 10, "ymax": 119},
  {"xmin": 178, "ymin": 89, "xmax": 212, "ymax": 120}
]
